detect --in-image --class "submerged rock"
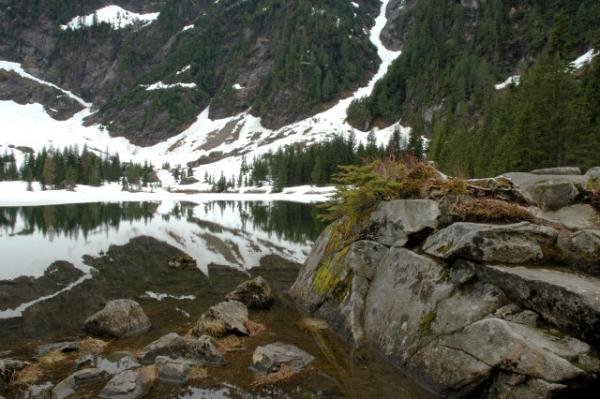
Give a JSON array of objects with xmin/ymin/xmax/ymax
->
[
  {"xmin": 192, "ymin": 300, "xmax": 249, "ymax": 337},
  {"xmin": 84, "ymin": 299, "xmax": 151, "ymax": 339},
  {"xmin": 98, "ymin": 367, "xmax": 157, "ymax": 399},
  {"xmin": 225, "ymin": 276, "xmax": 274, "ymax": 309},
  {"xmin": 251, "ymin": 343, "xmax": 314, "ymax": 373},
  {"xmin": 52, "ymin": 368, "xmax": 108, "ymax": 399},
  {"xmin": 155, "ymin": 356, "xmax": 193, "ymax": 384},
  {"xmin": 138, "ymin": 333, "xmax": 223, "ymax": 366}
]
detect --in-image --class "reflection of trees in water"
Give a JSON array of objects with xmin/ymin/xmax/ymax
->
[
  {"xmin": 0, "ymin": 202, "xmax": 159, "ymax": 239},
  {"xmin": 0, "ymin": 201, "xmax": 325, "ymax": 243}
]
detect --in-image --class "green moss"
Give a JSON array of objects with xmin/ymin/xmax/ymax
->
[
  {"xmin": 312, "ymin": 261, "xmax": 342, "ymax": 296},
  {"xmin": 420, "ymin": 311, "xmax": 437, "ymax": 337}
]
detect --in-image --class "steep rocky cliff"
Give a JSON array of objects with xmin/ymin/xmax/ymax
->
[{"xmin": 290, "ymin": 167, "xmax": 600, "ymax": 398}]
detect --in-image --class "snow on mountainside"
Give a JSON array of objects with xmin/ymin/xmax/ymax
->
[
  {"xmin": 0, "ymin": 0, "xmax": 405, "ymax": 193},
  {"xmin": 60, "ymin": 5, "xmax": 160, "ymax": 30}
]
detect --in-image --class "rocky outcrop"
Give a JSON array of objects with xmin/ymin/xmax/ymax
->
[
  {"xmin": 191, "ymin": 300, "xmax": 249, "ymax": 337},
  {"xmin": 84, "ymin": 299, "xmax": 151, "ymax": 338},
  {"xmin": 137, "ymin": 333, "xmax": 223, "ymax": 366},
  {"xmin": 290, "ymin": 196, "xmax": 600, "ymax": 397}
]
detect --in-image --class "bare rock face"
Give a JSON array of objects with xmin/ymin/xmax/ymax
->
[
  {"xmin": 84, "ymin": 299, "xmax": 151, "ymax": 339},
  {"xmin": 368, "ymin": 199, "xmax": 440, "ymax": 246},
  {"xmin": 290, "ymin": 197, "xmax": 600, "ymax": 397},
  {"xmin": 226, "ymin": 276, "xmax": 274, "ymax": 309},
  {"xmin": 251, "ymin": 343, "xmax": 314, "ymax": 374},
  {"xmin": 503, "ymin": 172, "xmax": 584, "ymax": 210},
  {"xmin": 423, "ymin": 222, "xmax": 558, "ymax": 264}
]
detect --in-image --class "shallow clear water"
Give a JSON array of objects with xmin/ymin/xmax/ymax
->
[{"xmin": 0, "ymin": 201, "xmax": 431, "ymax": 399}]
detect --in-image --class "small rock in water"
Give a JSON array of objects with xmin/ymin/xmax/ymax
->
[
  {"xmin": 35, "ymin": 341, "xmax": 80, "ymax": 357},
  {"xmin": 52, "ymin": 368, "xmax": 108, "ymax": 399},
  {"xmin": 155, "ymin": 356, "xmax": 193, "ymax": 384},
  {"xmin": 192, "ymin": 300, "xmax": 249, "ymax": 337},
  {"xmin": 226, "ymin": 276, "xmax": 274, "ymax": 309},
  {"xmin": 251, "ymin": 343, "xmax": 314, "ymax": 374},
  {"xmin": 98, "ymin": 366, "xmax": 157, "ymax": 399},
  {"xmin": 84, "ymin": 299, "xmax": 151, "ymax": 338},
  {"xmin": 137, "ymin": 333, "xmax": 224, "ymax": 366}
]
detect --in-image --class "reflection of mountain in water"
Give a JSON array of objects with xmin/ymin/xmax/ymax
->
[
  {"xmin": 0, "ymin": 201, "xmax": 324, "ymax": 280},
  {"xmin": 0, "ymin": 200, "xmax": 324, "ymax": 323}
]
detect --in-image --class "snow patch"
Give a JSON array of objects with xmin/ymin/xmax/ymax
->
[
  {"xmin": 570, "ymin": 49, "xmax": 598, "ymax": 70},
  {"xmin": 495, "ymin": 75, "xmax": 521, "ymax": 90},
  {"xmin": 143, "ymin": 82, "xmax": 197, "ymax": 91},
  {"xmin": 60, "ymin": 5, "xmax": 159, "ymax": 30}
]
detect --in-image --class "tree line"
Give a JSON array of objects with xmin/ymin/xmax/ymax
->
[
  {"xmin": 0, "ymin": 146, "xmax": 156, "ymax": 190},
  {"xmin": 237, "ymin": 129, "xmax": 424, "ymax": 192}
]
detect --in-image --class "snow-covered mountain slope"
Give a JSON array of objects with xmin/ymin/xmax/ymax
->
[{"xmin": 0, "ymin": 0, "xmax": 406, "ymax": 191}]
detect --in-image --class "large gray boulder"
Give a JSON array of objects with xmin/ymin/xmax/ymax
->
[
  {"xmin": 138, "ymin": 333, "xmax": 223, "ymax": 365},
  {"xmin": 472, "ymin": 263, "xmax": 600, "ymax": 346},
  {"xmin": 502, "ymin": 172, "xmax": 583, "ymax": 209},
  {"xmin": 368, "ymin": 199, "xmax": 441, "ymax": 246},
  {"xmin": 98, "ymin": 367, "xmax": 157, "ymax": 399},
  {"xmin": 251, "ymin": 343, "xmax": 314, "ymax": 373},
  {"xmin": 84, "ymin": 299, "xmax": 151, "ymax": 339},
  {"xmin": 423, "ymin": 222, "xmax": 558, "ymax": 264},
  {"xmin": 529, "ymin": 204, "xmax": 599, "ymax": 230},
  {"xmin": 571, "ymin": 229, "xmax": 600, "ymax": 261},
  {"xmin": 191, "ymin": 300, "xmax": 249, "ymax": 337}
]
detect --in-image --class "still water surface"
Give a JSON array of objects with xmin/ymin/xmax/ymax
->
[{"xmin": 0, "ymin": 201, "xmax": 431, "ymax": 399}]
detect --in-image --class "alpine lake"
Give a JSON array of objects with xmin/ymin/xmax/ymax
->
[{"xmin": 0, "ymin": 200, "xmax": 431, "ymax": 399}]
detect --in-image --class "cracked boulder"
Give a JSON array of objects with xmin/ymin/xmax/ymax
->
[
  {"xmin": 423, "ymin": 222, "xmax": 558, "ymax": 264},
  {"xmin": 368, "ymin": 199, "xmax": 441, "ymax": 246}
]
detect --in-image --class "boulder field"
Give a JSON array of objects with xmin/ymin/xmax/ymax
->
[{"xmin": 290, "ymin": 167, "xmax": 600, "ymax": 398}]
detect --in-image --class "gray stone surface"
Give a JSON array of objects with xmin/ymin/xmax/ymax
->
[
  {"xmin": 502, "ymin": 172, "xmax": 583, "ymax": 209},
  {"xmin": 84, "ymin": 299, "xmax": 151, "ymax": 339},
  {"xmin": 571, "ymin": 229, "xmax": 600, "ymax": 260},
  {"xmin": 192, "ymin": 300, "xmax": 249, "ymax": 337},
  {"xmin": 98, "ymin": 367, "xmax": 156, "ymax": 399},
  {"xmin": 368, "ymin": 199, "xmax": 441, "ymax": 246},
  {"xmin": 529, "ymin": 204, "xmax": 599, "ymax": 230},
  {"xmin": 475, "ymin": 264, "xmax": 600, "ymax": 345},
  {"xmin": 52, "ymin": 368, "xmax": 108, "ymax": 399},
  {"xmin": 0, "ymin": 359, "xmax": 28, "ymax": 393},
  {"xmin": 251, "ymin": 343, "xmax": 314, "ymax": 373},
  {"xmin": 423, "ymin": 222, "xmax": 558, "ymax": 264},
  {"xmin": 155, "ymin": 356, "xmax": 192, "ymax": 384},
  {"xmin": 531, "ymin": 167, "xmax": 582, "ymax": 175},
  {"xmin": 138, "ymin": 333, "xmax": 223, "ymax": 366},
  {"xmin": 36, "ymin": 341, "xmax": 80, "ymax": 357},
  {"xmin": 226, "ymin": 276, "xmax": 274, "ymax": 309}
]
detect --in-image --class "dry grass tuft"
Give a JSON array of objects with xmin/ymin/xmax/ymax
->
[
  {"xmin": 79, "ymin": 337, "xmax": 108, "ymax": 354},
  {"xmin": 38, "ymin": 350, "xmax": 68, "ymax": 366},
  {"xmin": 13, "ymin": 364, "xmax": 43, "ymax": 385},
  {"xmin": 244, "ymin": 320, "xmax": 266, "ymax": 337},
  {"xmin": 251, "ymin": 364, "xmax": 296, "ymax": 388},
  {"xmin": 188, "ymin": 365, "xmax": 208, "ymax": 381},
  {"xmin": 453, "ymin": 198, "xmax": 534, "ymax": 224},
  {"xmin": 216, "ymin": 335, "xmax": 245, "ymax": 353}
]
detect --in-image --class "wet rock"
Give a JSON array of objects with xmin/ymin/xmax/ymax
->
[
  {"xmin": 368, "ymin": 199, "xmax": 441, "ymax": 246},
  {"xmin": 138, "ymin": 333, "xmax": 224, "ymax": 366},
  {"xmin": 192, "ymin": 301, "xmax": 249, "ymax": 337},
  {"xmin": 84, "ymin": 299, "xmax": 151, "ymax": 338},
  {"xmin": 423, "ymin": 222, "xmax": 558, "ymax": 264},
  {"xmin": 474, "ymin": 264, "xmax": 600, "ymax": 346},
  {"xmin": 531, "ymin": 167, "xmax": 582, "ymax": 175},
  {"xmin": 503, "ymin": 172, "xmax": 583, "ymax": 209},
  {"xmin": 98, "ymin": 366, "xmax": 157, "ymax": 399},
  {"xmin": 155, "ymin": 356, "xmax": 193, "ymax": 384},
  {"xmin": 251, "ymin": 343, "xmax": 314, "ymax": 373},
  {"xmin": 52, "ymin": 368, "xmax": 108, "ymax": 399},
  {"xmin": 36, "ymin": 341, "xmax": 80, "ymax": 357},
  {"xmin": 225, "ymin": 276, "xmax": 274, "ymax": 309}
]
